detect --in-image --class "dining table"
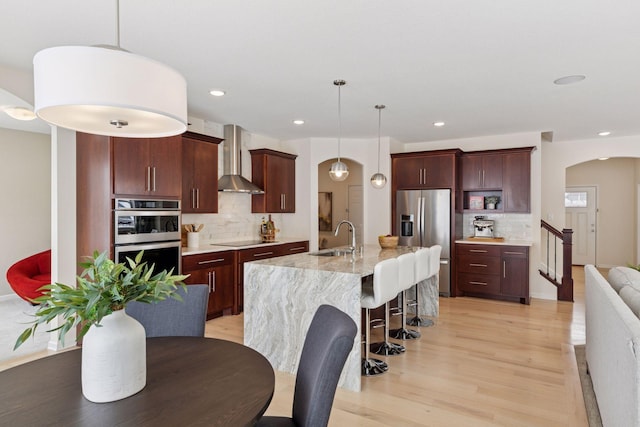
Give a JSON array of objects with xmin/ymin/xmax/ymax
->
[{"xmin": 0, "ymin": 336, "xmax": 275, "ymax": 426}]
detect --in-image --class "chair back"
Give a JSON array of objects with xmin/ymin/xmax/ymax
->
[
  {"xmin": 414, "ymin": 247, "xmax": 431, "ymax": 283},
  {"xmin": 125, "ymin": 284, "xmax": 208, "ymax": 338},
  {"xmin": 292, "ymin": 304, "xmax": 357, "ymax": 427},
  {"xmin": 428, "ymin": 245, "xmax": 443, "ymax": 279},
  {"xmin": 371, "ymin": 257, "xmax": 400, "ymax": 307},
  {"xmin": 397, "ymin": 252, "xmax": 416, "ymax": 292}
]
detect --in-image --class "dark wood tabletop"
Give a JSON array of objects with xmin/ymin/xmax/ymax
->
[{"xmin": 0, "ymin": 337, "xmax": 275, "ymax": 426}]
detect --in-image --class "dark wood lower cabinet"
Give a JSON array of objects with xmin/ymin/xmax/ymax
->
[
  {"xmin": 182, "ymin": 251, "xmax": 235, "ymax": 320},
  {"xmin": 456, "ymin": 243, "xmax": 530, "ymax": 304},
  {"xmin": 183, "ymin": 241, "xmax": 310, "ymax": 317},
  {"xmin": 235, "ymin": 241, "xmax": 309, "ymax": 314}
]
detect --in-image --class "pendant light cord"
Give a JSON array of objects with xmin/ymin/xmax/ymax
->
[
  {"xmin": 115, "ymin": 0, "xmax": 121, "ymax": 48},
  {"xmin": 337, "ymin": 83, "xmax": 342, "ymax": 162},
  {"xmin": 377, "ymin": 106, "xmax": 381, "ymax": 172}
]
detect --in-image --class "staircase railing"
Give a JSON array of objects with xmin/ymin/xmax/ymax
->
[{"xmin": 540, "ymin": 220, "xmax": 573, "ymax": 302}]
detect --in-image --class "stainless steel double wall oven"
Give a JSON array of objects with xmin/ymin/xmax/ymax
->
[{"xmin": 113, "ymin": 199, "xmax": 182, "ymax": 274}]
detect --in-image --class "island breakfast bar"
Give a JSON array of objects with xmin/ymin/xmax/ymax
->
[{"xmin": 243, "ymin": 245, "xmax": 439, "ymax": 392}]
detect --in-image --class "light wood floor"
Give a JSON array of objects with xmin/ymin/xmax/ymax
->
[
  {"xmin": 208, "ymin": 267, "xmax": 589, "ymax": 427},
  {"xmin": 1, "ymin": 268, "xmax": 590, "ymax": 426}
]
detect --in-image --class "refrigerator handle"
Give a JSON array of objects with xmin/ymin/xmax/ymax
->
[{"xmin": 419, "ymin": 196, "xmax": 425, "ymax": 246}]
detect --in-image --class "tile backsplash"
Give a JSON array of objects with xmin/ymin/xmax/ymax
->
[
  {"xmin": 182, "ymin": 193, "xmax": 284, "ymax": 245},
  {"xmin": 462, "ymin": 212, "xmax": 532, "ymax": 240}
]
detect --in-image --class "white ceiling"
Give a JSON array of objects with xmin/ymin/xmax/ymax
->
[{"xmin": 2, "ymin": 0, "xmax": 640, "ymax": 143}]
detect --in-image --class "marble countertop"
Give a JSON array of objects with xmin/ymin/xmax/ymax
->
[
  {"xmin": 248, "ymin": 244, "xmax": 418, "ymax": 277},
  {"xmin": 455, "ymin": 237, "xmax": 532, "ymax": 247},
  {"xmin": 182, "ymin": 237, "xmax": 309, "ymax": 256}
]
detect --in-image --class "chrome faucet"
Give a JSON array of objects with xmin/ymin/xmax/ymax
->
[{"xmin": 334, "ymin": 220, "xmax": 356, "ymax": 252}]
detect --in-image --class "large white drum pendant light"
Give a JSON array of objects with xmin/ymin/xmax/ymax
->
[{"xmin": 33, "ymin": 46, "xmax": 187, "ymax": 138}]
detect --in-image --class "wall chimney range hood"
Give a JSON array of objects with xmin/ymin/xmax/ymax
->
[{"xmin": 218, "ymin": 124, "xmax": 264, "ymax": 194}]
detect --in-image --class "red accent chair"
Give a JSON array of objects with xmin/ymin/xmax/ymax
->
[{"xmin": 6, "ymin": 249, "xmax": 51, "ymax": 303}]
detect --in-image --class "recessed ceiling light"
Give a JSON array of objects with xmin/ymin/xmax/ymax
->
[
  {"xmin": 2, "ymin": 106, "xmax": 37, "ymax": 121},
  {"xmin": 433, "ymin": 121, "xmax": 445, "ymax": 127},
  {"xmin": 598, "ymin": 157, "xmax": 609, "ymax": 161},
  {"xmin": 293, "ymin": 119, "xmax": 305, "ymax": 125},
  {"xmin": 553, "ymin": 75, "xmax": 586, "ymax": 85},
  {"xmin": 598, "ymin": 131, "xmax": 611, "ymax": 136},
  {"xmin": 209, "ymin": 89, "xmax": 226, "ymax": 97}
]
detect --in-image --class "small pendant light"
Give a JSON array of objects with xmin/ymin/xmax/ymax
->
[
  {"xmin": 370, "ymin": 104, "xmax": 387, "ymax": 189},
  {"xmin": 329, "ymin": 79, "xmax": 349, "ymax": 182}
]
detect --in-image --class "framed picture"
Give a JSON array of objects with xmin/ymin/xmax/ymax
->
[
  {"xmin": 469, "ymin": 195, "xmax": 484, "ymax": 210},
  {"xmin": 318, "ymin": 192, "xmax": 333, "ymax": 231}
]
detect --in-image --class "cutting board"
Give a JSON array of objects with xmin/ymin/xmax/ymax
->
[{"xmin": 465, "ymin": 236, "xmax": 505, "ymax": 243}]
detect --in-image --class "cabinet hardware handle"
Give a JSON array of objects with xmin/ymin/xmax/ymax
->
[
  {"xmin": 191, "ymin": 188, "xmax": 195, "ymax": 209},
  {"xmin": 482, "ymin": 170, "xmax": 485, "ymax": 187},
  {"xmin": 152, "ymin": 167, "xmax": 156, "ymax": 192},
  {"xmin": 289, "ymin": 247, "xmax": 306, "ymax": 251},
  {"xmin": 423, "ymin": 168, "xmax": 427, "ymax": 185},
  {"xmin": 283, "ymin": 194, "xmax": 286, "ymax": 210},
  {"xmin": 207, "ymin": 272, "xmax": 212, "ymax": 293},
  {"xmin": 469, "ymin": 281, "xmax": 488, "ymax": 286},
  {"xmin": 418, "ymin": 169, "xmax": 422, "ymax": 185},
  {"xmin": 211, "ymin": 271, "xmax": 216, "ymax": 292},
  {"xmin": 469, "ymin": 249, "xmax": 488, "ymax": 253},
  {"xmin": 253, "ymin": 251, "xmax": 274, "ymax": 257},
  {"xmin": 198, "ymin": 258, "xmax": 226, "ymax": 265},
  {"xmin": 146, "ymin": 166, "xmax": 151, "ymax": 192},
  {"xmin": 469, "ymin": 263, "xmax": 487, "ymax": 267},
  {"xmin": 503, "ymin": 261, "xmax": 506, "ymax": 278},
  {"xmin": 196, "ymin": 188, "xmax": 200, "ymax": 209},
  {"xmin": 478, "ymin": 170, "xmax": 481, "ymax": 186},
  {"xmin": 504, "ymin": 251, "xmax": 524, "ymax": 255}
]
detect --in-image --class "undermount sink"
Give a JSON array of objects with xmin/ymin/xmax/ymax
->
[{"xmin": 309, "ymin": 249, "xmax": 353, "ymax": 257}]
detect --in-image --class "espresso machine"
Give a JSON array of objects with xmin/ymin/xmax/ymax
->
[{"xmin": 473, "ymin": 216, "xmax": 494, "ymax": 238}]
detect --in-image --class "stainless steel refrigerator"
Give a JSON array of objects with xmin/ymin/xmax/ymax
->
[{"xmin": 396, "ymin": 189, "xmax": 451, "ymax": 296}]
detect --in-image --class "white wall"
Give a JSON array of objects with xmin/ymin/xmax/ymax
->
[
  {"xmin": 0, "ymin": 128, "xmax": 51, "ymax": 297},
  {"xmin": 544, "ymin": 137, "xmax": 640, "ymax": 270},
  {"xmin": 566, "ymin": 158, "xmax": 637, "ymax": 267}
]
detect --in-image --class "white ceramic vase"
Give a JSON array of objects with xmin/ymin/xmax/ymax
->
[{"xmin": 81, "ymin": 309, "xmax": 146, "ymax": 403}]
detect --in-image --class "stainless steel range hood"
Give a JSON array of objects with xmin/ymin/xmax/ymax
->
[{"xmin": 218, "ymin": 124, "xmax": 264, "ymax": 194}]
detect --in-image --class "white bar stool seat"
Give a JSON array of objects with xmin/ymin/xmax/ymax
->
[{"xmin": 390, "ymin": 251, "xmax": 421, "ymax": 340}]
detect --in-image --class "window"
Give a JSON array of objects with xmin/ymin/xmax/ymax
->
[{"xmin": 565, "ymin": 191, "xmax": 588, "ymax": 208}]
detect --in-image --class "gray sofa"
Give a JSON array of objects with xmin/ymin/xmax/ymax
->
[{"xmin": 585, "ymin": 265, "xmax": 640, "ymax": 427}]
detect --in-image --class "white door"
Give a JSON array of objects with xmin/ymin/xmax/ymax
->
[
  {"xmin": 565, "ymin": 186, "xmax": 597, "ymax": 265},
  {"xmin": 347, "ymin": 185, "xmax": 364, "ymax": 246}
]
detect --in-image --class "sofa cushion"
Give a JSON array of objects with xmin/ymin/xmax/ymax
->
[
  {"xmin": 607, "ymin": 266, "xmax": 640, "ymax": 293},
  {"xmin": 619, "ymin": 286, "xmax": 640, "ymax": 318}
]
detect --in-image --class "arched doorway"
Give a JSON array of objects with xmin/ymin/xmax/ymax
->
[{"xmin": 317, "ymin": 158, "xmax": 363, "ymax": 249}]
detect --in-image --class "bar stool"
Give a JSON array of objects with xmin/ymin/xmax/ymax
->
[
  {"xmin": 370, "ymin": 255, "xmax": 406, "ymax": 357},
  {"xmin": 407, "ymin": 246, "xmax": 441, "ymax": 327},
  {"xmin": 390, "ymin": 252, "xmax": 421, "ymax": 340},
  {"xmin": 361, "ymin": 257, "xmax": 398, "ymax": 376}
]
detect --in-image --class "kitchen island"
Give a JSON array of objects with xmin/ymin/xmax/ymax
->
[{"xmin": 243, "ymin": 244, "xmax": 439, "ymax": 392}]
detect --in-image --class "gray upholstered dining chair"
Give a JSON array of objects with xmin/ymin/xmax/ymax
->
[
  {"xmin": 256, "ymin": 304, "xmax": 357, "ymax": 427},
  {"xmin": 125, "ymin": 284, "xmax": 208, "ymax": 337}
]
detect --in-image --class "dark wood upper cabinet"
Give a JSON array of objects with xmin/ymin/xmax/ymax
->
[
  {"xmin": 112, "ymin": 136, "xmax": 182, "ymax": 198},
  {"xmin": 502, "ymin": 150, "xmax": 532, "ymax": 213},
  {"xmin": 250, "ymin": 149, "xmax": 297, "ymax": 213},
  {"xmin": 392, "ymin": 150, "xmax": 460, "ymax": 190},
  {"xmin": 181, "ymin": 132, "xmax": 222, "ymax": 213},
  {"xmin": 461, "ymin": 153, "xmax": 503, "ymax": 190}
]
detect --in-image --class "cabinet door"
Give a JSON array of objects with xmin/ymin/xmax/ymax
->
[
  {"xmin": 182, "ymin": 137, "xmax": 218, "ymax": 213},
  {"xmin": 502, "ymin": 151, "xmax": 530, "ymax": 213},
  {"xmin": 393, "ymin": 157, "xmax": 425, "ymax": 189},
  {"xmin": 462, "ymin": 154, "xmax": 502, "ymax": 190},
  {"xmin": 423, "ymin": 155, "xmax": 455, "ymax": 188},
  {"xmin": 280, "ymin": 156, "xmax": 295, "ymax": 213},
  {"xmin": 500, "ymin": 247, "xmax": 529, "ymax": 302},
  {"xmin": 265, "ymin": 155, "xmax": 285, "ymax": 213},
  {"xmin": 148, "ymin": 136, "xmax": 182, "ymax": 198},
  {"xmin": 113, "ymin": 138, "xmax": 150, "ymax": 196},
  {"xmin": 251, "ymin": 149, "xmax": 297, "ymax": 213},
  {"xmin": 209, "ymin": 263, "xmax": 235, "ymax": 314}
]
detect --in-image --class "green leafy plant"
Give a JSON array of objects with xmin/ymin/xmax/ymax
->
[
  {"xmin": 627, "ymin": 263, "xmax": 640, "ymax": 272},
  {"xmin": 15, "ymin": 250, "xmax": 188, "ymax": 350},
  {"xmin": 484, "ymin": 195, "xmax": 501, "ymax": 205}
]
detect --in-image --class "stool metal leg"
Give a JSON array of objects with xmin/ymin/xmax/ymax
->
[
  {"xmin": 371, "ymin": 302, "xmax": 406, "ymax": 356},
  {"xmin": 362, "ymin": 307, "xmax": 388, "ymax": 376},
  {"xmin": 407, "ymin": 282, "xmax": 434, "ymax": 327},
  {"xmin": 390, "ymin": 290, "xmax": 421, "ymax": 340}
]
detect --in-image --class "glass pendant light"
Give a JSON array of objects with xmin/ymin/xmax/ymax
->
[
  {"xmin": 329, "ymin": 79, "xmax": 349, "ymax": 182},
  {"xmin": 370, "ymin": 104, "xmax": 387, "ymax": 189}
]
